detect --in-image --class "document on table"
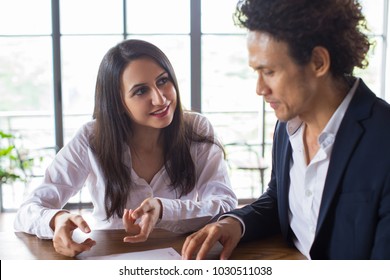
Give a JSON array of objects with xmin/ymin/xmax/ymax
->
[{"xmin": 80, "ymin": 247, "xmax": 181, "ymax": 260}]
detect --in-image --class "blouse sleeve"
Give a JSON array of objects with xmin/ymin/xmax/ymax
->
[
  {"xmin": 13, "ymin": 123, "xmax": 93, "ymax": 239},
  {"xmin": 157, "ymin": 113, "xmax": 238, "ymax": 233}
]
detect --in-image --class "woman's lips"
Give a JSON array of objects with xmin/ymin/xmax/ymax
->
[{"xmin": 151, "ymin": 104, "xmax": 170, "ymax": 117}]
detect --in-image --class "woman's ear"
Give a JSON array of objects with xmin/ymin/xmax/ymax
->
[{"xmin": 310, "ymin": 46, "xmax": 330, "ymax": 77}]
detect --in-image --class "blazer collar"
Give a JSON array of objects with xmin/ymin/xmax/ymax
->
[{"xmin": 314, "ymin": 80, "xmax": 377, "ymax": 236}]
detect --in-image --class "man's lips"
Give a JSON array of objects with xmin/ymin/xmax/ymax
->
[{"xmin": 265, "ymin": 99, "xmax": 278, "ymax": 110}]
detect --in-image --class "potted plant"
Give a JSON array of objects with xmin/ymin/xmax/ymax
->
[{"xmin": 0, "ymin": 130, "xmax": 33, "ymax": 212}]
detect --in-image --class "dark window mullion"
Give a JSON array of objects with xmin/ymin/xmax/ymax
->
[
  {"xmin": 190, "ymin": 0, "xmax": 201, "ymax": 112},
  {"xmin": 51, "ymin": 0, "xmax": 63, "ymax": 153},
  {"xmin": 123, "ymin": 0, "xmax": 127, "ymax": 39}
]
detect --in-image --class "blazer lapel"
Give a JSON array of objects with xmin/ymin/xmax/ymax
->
[{"xmin": 315, "ymin": 80, "xmax": 375, "ymax": 236}]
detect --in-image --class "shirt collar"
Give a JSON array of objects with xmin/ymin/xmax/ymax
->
[
  {"xmin": 318, "ymin": 78, "xmax": 359, "ymax": 148},
  {"xmin": 287, "ymin": 117, "xmax": 303, "ymax": 136}
]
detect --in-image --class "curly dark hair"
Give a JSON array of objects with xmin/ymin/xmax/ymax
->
[{"xmin": 234, "ymin": 0, "xmax": 372, "ymax": 77}]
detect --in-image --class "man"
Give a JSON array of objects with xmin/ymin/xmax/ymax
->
[{"xmin": 182, "ymin": 0, "xmax": 390, "ymax": 260}]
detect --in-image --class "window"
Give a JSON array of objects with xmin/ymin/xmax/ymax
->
[
  {"xmin": 201, "ymin": 0, "xmax": 265, "ymax": 199},
  {"xmin": 0, "ymin": 0, "xmax": 389, "ymax": 210},
  {"xmin": 358, "ymin": 0, "xmax": 389, "ymax": 101}
]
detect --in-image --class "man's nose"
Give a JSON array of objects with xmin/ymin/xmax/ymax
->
[{"xmin": 256, "ymin": 75, "xmax": 269, "ymax": 96}]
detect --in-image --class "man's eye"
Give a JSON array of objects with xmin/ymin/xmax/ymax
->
[{"xmin": 263, "ymin": 70, "xmax": 274, "ymax": 76}]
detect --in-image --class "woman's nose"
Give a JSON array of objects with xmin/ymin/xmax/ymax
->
[{"xmin": 151, "ymin": 88, "xmax": 167, "ymax": 105}]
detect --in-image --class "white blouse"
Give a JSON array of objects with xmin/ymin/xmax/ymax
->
[{"xmin": 14, "ymin": 112, "xmax": 237, "ymax": 239}]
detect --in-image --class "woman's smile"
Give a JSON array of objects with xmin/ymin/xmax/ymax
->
[{"xmin": 150, "ymin": 104, "xmax": 170, "ymax": 118}]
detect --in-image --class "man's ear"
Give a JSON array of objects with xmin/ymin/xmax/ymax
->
[{"xmin": 310, "ymin": 46, "xmax": 330, "ymax": 77}]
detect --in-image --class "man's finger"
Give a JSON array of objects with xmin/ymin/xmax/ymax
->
[
  {"xmin": 219, "ymin": 239, "xmax": 236, "ymax": 260},
  {"xmin": 194, "ymin": 227, "xmax": 222, "ymax": 260},
  {"xmin": 182, "ymin": 230, "xmax": 209, "ymax": 259}
]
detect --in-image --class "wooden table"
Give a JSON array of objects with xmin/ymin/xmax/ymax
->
[{"xmin": 0, "ymin": 229, "xmax": 306, "ymax": 260}]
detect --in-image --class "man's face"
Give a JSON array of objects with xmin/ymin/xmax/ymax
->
[{"xmin": 247, "ymin": 31, "xmax": 319, "ymax": 122}]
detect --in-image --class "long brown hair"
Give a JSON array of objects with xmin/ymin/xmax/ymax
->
[{"xmin": 90, "ymin": 39, "xmax": 221, "ymax": 220}]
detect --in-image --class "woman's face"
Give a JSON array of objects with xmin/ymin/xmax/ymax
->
[{"xmin": 121, "ymin": 57, "xmax": 177, "ymax": 131}]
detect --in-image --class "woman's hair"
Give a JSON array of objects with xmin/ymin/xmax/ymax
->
[
  {"xmin": 234, "ymin": 0, "xmax": 372, "ymax": 77},
  {"xmin": 91, "ymin": 39, "xmax": 220, "ymax": 220}
]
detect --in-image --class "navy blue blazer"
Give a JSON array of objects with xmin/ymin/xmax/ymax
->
[{"xmin": 231, "ymin": 80, "xmax": 390, "ymax": 259}]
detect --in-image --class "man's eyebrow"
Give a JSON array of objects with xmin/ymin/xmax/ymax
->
[{"xmin": 250, "ymin": 64, "xmax": 267, "ymax": 71}]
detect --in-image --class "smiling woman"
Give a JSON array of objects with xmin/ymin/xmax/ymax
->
[
  {"xmin": 121, "ymin": 57, "xmax": 177, "ymax": 130},
  {"xmin": 13, "ymin": 39, "xmax": 237, "ymax": 258}
]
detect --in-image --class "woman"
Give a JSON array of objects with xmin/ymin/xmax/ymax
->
[{"xmin": 14, "ymin": 39, "xmax": 237, "ymax": 257}]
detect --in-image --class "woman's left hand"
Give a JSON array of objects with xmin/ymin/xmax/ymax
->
[{"xmin": 122, "ymin": 197, "xmax": 162, "ymax": 243}]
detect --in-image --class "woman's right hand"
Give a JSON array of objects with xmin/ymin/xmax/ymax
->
[{"xmin": 50, "ymin": 211, "xmax": 96, "ymax": 257}]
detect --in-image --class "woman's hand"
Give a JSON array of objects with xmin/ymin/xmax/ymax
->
[
  {"xmin": 51, "ymin": 211, "xmax": 96, "ymax": 257},
  {"xmin": 122, "ymin": 197, "xmax": 162, "ymax": 243}
]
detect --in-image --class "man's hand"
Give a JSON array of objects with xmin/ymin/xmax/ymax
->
[
  {"xmin": 181, "ymin": 217, "xmax": 243, "ymax": 260},
  {"xmin": 122, "ymin": 197, "xmax": 162, "ymax": 243},
  {"xmin": 51, "ymin": 212, "xmax": 96, "ymax": 257}
]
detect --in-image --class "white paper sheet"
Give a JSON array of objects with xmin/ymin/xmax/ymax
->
[{"xmin": 80, "ymin": 247, "xmax": 181, "ymax": 260}]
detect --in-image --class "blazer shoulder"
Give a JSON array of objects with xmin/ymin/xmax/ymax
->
[{"xmin": 351, "ymin": 79, "xmax": 390, "ymax": 121}]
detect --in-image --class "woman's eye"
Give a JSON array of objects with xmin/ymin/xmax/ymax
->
[
  {"xmin": 134, "ymin": 87, "xmax": 148, "ymax": 96},
  {"xmin": 157, "ymin": 77, "xmax": 169, "ymax": 86}
]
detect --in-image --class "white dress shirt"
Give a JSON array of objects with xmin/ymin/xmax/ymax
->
[
  {"xmin": 287, "ymin": 79, "xmax": 359, "ymax": 258},
  {"xmin": 14, "ymin": 112, "xmax": 237, "ymax": 239}
]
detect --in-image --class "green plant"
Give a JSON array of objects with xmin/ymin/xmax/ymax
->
[{"xmin": 0, "ymin": 130, "xmax": 33, "ymax": 185}]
